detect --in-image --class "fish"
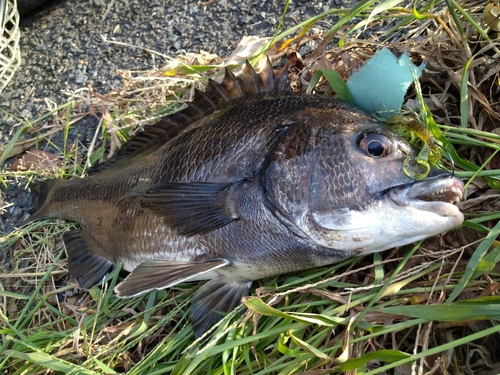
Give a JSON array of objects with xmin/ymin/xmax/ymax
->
[{"xmin": 27, "ymin": 59, "xmax": 464, "ymax": 337}]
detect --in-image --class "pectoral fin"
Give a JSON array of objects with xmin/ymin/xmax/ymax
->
[
  {"xmin": 191, "ymin": 278, "xmax": 252, "ymax": 338},
  {"xmin": 135, "ymin": 181, "xmax": 245, "ymax": 236},
  {"xmin": 63, "ymin": 230, "xmax": 115, "ymax": 289},
  {"xmin": 114, "ymin": 258, "xmax": 230, "ymax": 298}
]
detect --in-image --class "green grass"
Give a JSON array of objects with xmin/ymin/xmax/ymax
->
[{"xmin": 2, "ymin": 0, "xmax": 500, "ymax": 374}]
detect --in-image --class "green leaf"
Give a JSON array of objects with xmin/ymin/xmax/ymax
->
[
  {"xmin": 379, "ymin": 298, "xmax": 500, "ymax": 321},
  {"xmin": 366, "ymin": 0, "xmax": 404, "ymax": 25},
  {"xmin": 323, "ymin": 0, "xmax": 379, "ymax": 42},
  {"xmin": 243, "ymin": 296, "xmax": 290, "ymax": 317},
  {"xmin": 0, "ymin": 125, "xmax": 28, "ymax": 166},
  {"xmin": 461, "ymin": 220, "xmax": 493, "ymax": 233},
  {"xmin": 307, "ymin": 70, "xmax": 324, "ymax": 94},
  {"xmin": 339, "ymin": 350, "xmax": 410, "ymax": 371},
  {"xmin": 171, "ymin": 353, "xmax": 192, "ymax": 375},
  {"xmin": 290, "ymin": 331, "xmax": 331, "ymax": 359},
  {"xmin": 445, "ymin": 0, "xmax": 466, "ymax": 43},
  {"xmin": 307, "ymin": 69, "xmax": 352, "ymax": 103},
  {"xmin": 320, "ymin": 70, "xmax": 352, "ymax": 103},
  {"xmin": 447, "ymin": 220, "xmax": 500, "ymax": 303},
  {"xmin": 278, "ymin": 333, "xmax": 306, "ymax": 357},
  {"xmin": 0, "ymin": 291, "xmax": 31, "ymax": 300},
  {"xmin": 414, "ymin": 74, "xmax": 500, "ymax": 190},
  {"xmin": 460, "ymin": 57, "xmax": 473, "ymax": 128},
  {"xmin": 457, "ymin": 296, "xmax": 500, "ymax": 304},
  {"xmin": 364, "ymin": 324, "xmax": 500, "ymax": 374},
  {"xmin": 89, "ymin": 356, "xmax": 118, "ymax": 374},
  {"xmin": 373, "ymin": 252, "xmax": 384, "ymax": 285},
  {"xmin": 412, "ymin": 1, "xmax": 428, "ymax": 20},
  {"xmin": 4, "ymin": 351, "xmax": 98, "ymax": 375},
  {"xmin": 471, "ymin": 246, "xmax": 500, "ymax": 280},
  {"xmin": 466, "ymin": 211, "xmax": 500, "ymax": 224},
  {"xmin": 450, "ymin": 0, "xmax": 500, "ymax": 55},
  {"xmin": 163, "ymin": 64, "xmax": 220, "ymax": 76},
  {"xmin": 244, "ymin": 297, "xmax": 338, "ymax": 326}
]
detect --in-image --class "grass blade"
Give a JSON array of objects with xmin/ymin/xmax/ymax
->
[
  {"xmin": 460, "ymin": 57, "xmax": 473, "ymax": 128},
  {"xmin": 339, "ymin": 349, "xmax": 410, "ymax": 371},
  {"xmin": 4, "ymin": 350, "xmax": 98, "ymax": 375},
  {"xmin": 380, "ymin": 297, "xmax": 500, "ymax": 321},
  {"xmin": 447, "ymin": 220, "xmax": 500, "ymax": 303}
]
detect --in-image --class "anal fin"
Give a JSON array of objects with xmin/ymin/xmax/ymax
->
[
  {"xmin": 191, "ymin": 278, "xmax": 252, "ymax": 338},
  {"xmin": 63, "ymin": 230, "xmax": 115, "ymax": 289},
  {"xmin": 114, "ymin": 258, "xmax": 230, "ymax": 298}
]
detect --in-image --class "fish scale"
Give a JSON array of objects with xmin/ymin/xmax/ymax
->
[{"xmin": 27, "ymin": 59, "xmax": 464, "ymax": 337}]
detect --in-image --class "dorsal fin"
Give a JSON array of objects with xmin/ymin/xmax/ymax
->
[
  {"xmin": 239, "ymin": 60, "xmax": 261, "ymax": 94},
  {"xmin": 88, "ymin": 58, "xmax": 289, "ymax": 174}
]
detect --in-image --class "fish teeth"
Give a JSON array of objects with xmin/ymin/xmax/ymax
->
[
  {"xmin": 428, "ymin": 185, "xmax": 463, "ymax": 203},
  {"xmin": 450, "ymin": 186, "xmax": 463, "ymax": 199}
]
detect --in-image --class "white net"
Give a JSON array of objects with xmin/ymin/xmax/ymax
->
[{"xmin": 0, "ymin": 0, "xmax": 21, "ymax": 93}]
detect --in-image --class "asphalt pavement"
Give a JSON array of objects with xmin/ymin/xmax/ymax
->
[{"xmin": 1, "ymin": 0, "xmax": 352, "ymax": 234}]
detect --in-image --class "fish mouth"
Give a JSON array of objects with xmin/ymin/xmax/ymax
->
[{"xmin": 387, "ymin": 175, "xmax": 464, "ymax": 218}]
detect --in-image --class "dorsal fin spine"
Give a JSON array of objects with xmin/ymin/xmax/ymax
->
[
  {"xmin": 259, "ymin": 58, "xmax": 275, "ymax": 91},
  {"xmin": 189, "ymin": 58, "xmax": 289, "ymax": 116},
  {"xmin": 88, "ymin": 58, "xmax": 289, "ymax": 173},
  {"xmin": 192, "ymin": 89, "xmax": 217, "ymax": 111},
  {"xmin": 206, "ymin": 79, "xmax": 232, "ymax": 105},
  {"xmin": 273, "ymin": 62, "xmax": 290, "ymax": 92},
  {"xmin": 240, "ymin": 61, "xmax": 262, "ymax": 95},
  {"xmin": 221, "ymin": 69, "xmax": 247, "ymax": 98}
]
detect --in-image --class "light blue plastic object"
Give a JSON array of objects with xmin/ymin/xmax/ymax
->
[{"xmin": 346, "ymin": 49, "xmax": 424, "ymax": 119}]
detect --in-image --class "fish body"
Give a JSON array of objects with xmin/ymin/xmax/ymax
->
[{"xmin": 29, "ymin": 60, "xmax": 464, "ymax": 336}]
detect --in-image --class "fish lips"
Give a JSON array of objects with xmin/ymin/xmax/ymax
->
[{"xmin": 386, "ymin": 173, "xmax": 464, "ymax": 226}]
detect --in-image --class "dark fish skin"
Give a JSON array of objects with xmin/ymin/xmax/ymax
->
[{"xmin": 28, "ymin": 60, "xmax": 464, "ymax": 337}]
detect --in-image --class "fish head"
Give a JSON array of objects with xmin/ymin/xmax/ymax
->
[{"xmin": 263, "ymin": 102, "xmax": 464, "ymax": 254}]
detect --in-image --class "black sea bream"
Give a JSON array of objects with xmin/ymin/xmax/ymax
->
[{"xmin": 28, "ymin": 60, "xmax": 464, "ymax": 337}]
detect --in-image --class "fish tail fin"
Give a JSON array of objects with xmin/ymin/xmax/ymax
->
[{"xmin": 26, "ymin": 178, "xmax": 59, "ymax": 222}]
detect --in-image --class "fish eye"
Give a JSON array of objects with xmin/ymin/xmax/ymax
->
[{"xmin": 357, "ymin": 132, "xmax": 392, "ymax": 158}]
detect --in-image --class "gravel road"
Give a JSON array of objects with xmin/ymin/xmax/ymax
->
[{"xmin": 1, "ymin": 0, "xmax": 352, "ymax": 235}]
